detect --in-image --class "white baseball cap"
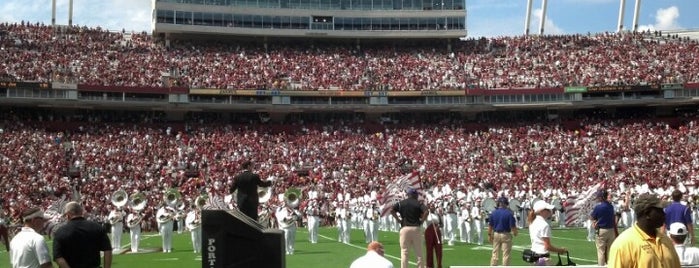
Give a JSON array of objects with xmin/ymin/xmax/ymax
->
[
  {"xmin": 533, "ymin": 200, "xmax": 555, "ymax": 213},
  {"xmin": 669, "ymin": 222, "xmax": 688, "ymax": 236}
]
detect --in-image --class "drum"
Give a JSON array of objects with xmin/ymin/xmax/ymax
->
[
  {"xmin": 509, "ymin": 198, "xmax": 522, "ymax": 212},
  {"xmin": 482, "ymin": 197, "xmax": 497, "ymax": 213}
]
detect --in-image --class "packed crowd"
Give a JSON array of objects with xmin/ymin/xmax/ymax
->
[
  {"xmin": 2, "ymin": 109, "xmax": 699, "ymax": 231},
  {"xmin": 1, "ymin": 21, "xmax": 698, "ymax": 91}
]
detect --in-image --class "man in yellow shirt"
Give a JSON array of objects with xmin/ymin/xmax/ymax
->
[{"xmin": 608, "ymin": 193, "xmax": 681, "ymax": 268}]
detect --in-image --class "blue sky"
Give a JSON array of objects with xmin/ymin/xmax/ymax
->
[{"xmin": 0, "ymin": 0, "xmax": 697, "ymax": 37}]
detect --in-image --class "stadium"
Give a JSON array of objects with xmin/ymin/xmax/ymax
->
[{"xmin": 1, "ymin": 0, "xmax": 699, "ymax": 267}]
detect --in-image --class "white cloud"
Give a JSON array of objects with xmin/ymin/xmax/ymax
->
[
  {"xmin": 532, "ymin": 8, "xmax": 565, "ymax": 35},
  {"xmin": 638, "ymin": 6, "xmax": 681, "ymax": 31}
]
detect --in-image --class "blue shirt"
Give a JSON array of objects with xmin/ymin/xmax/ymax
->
[
  {"xmin": 665, "ymin": 201, "xmax": 692, "ymax": 228},
  {"xmin": 488, "ymin": 207, "xmax": 517, "ymax": 233},
  {"xmin": 590, "ymin": 201, "xmax": 616, "ymax": 229}
]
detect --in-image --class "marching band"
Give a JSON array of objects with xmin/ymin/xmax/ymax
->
[{"xmin": 23, "ymin": 172, "xmax": 699, "ymax": 265}]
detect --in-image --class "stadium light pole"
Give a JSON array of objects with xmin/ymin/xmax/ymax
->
[
  {"xmin": 52, "ymin": 0, "xmax": 57, "ymax": 27},
  {"xmin": 632, "ymin": 0, "xmax": 641, "ymax": 32},
  {"xmin": 617, "ymin": 0, "xmax": 626, "ymax": 33},
  {"xmin": 524, "ymin": 0, "xmax": 533, "ymax": 35},
  {"xmin": 69, "ymin": 0, "xmax": 74, "ymax": 26},
  {"xmin": 538, "ymin": 0, "xmax": 548, "ymax": 35}
]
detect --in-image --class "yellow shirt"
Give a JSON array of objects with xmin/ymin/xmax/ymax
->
[{"xmin": 608, "ymin": 223, "xmax": 681, "ymax": 268}]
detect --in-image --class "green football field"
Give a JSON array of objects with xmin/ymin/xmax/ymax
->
[{"xmin": 0, "ymin": 226, "xmax": 620, "ymax": 267}]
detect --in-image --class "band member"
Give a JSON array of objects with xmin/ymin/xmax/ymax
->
[
  {"xmin": 175, "ymin": 208, "xmax": 186, "ymax": 234},
  {"xmin": 425, "ymin": 208, "xmax": 443, "ymax": 268},
  {"xmin": 470, "ymin": 200, "xmax": 484, "ymax": 245},
  {"xmin": 276, "ymin": 201, "xmax": 299, "ymax": 255},
  {"xmin": 305, "ymin": 200, "xmax": 320, "ymax": 244},
  {"xmin": 459, "ymin": 202, "xmax": 472, "ymax": 243},
  {"xmin": 156, "ymin": 203, "xmax": 175, "ymax": 253},
  {"xmin": 126, "ymin": 208, "xmax": 142, "ymax": 253},
  {"xmin": 443, "ymin": 199, "xmax": 458, "ymax": 246},
  {"xmin": 336, "ymin": 202, "xmax": 351, "ymax": 244},
  {"xmin": 185, "ymin": 205, "xmax": 202, "ymax": 253},
  {"xmin": 365, "ymin": 202, "xmax": 380, "ymax": 243},
  {"xmin": 107, "ymin": 205, "xmax": 124, "ymax": 250},
  {"xmin": 0, "ymin": 207, "xmax": 10, "ymax": 251}
]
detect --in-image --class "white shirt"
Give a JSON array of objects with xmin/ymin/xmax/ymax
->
[
  {"xmin": 185, "ymin": 211, "xmax": 201, "ymax": 231},
  {"xmin": 675, "ymin": 245, "xmax": 699, "ymax": 265},
  {"xmin": 529, "ymin": 215, "xmax": 552, "ymax": 254},
  {"xmin": 349, "ymin": 250, "xmax": 394, "ymax": 268},
  {"xmin": 10, "ymin": 227, "xmax": 52, "ymax": 268},
  {"xmin": 108, "ymin": 210, "xmax": 123, "ymax": 226},
  {"xmin": 276, "ymin": 206, "xmax": 297, "ymax": 228}
]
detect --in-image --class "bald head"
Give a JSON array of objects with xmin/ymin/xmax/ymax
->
[{"xmin": 63, "ymin": 201, "xmax": 84, "ymax": 218}]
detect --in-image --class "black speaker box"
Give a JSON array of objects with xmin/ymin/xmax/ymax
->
[{"xmin": 202, "ymin": 209, "xmax": 285, "ymax": 268}]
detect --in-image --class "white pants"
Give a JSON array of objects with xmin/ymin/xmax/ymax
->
[
  {"xmin": 111, "ymin": 223, "xmax": 123, "ymax": 250},
  {"xmin": 159, "ymin": 222, "xmax": 174, "ymax": 252},
  {"xmin": 282, "ymin": 226, "xmax": 296, "ymax": 255},
  {"xmin": 368, "ymin": 220, "xmax": 379, "ymax": 242},
  {"xmin": 338, "ymin": 219, "xmax": 351, "ymax": 243},
  {"xmin": 462, "ymin": 220, "xmax": 472, "ymax": 243},
  {"xmin": 190, "ymin": 227, "xmax": 202, "ymax": 253},
  {"xmin": 129, "ymin": 226, "xmax": 140, "ymax": 253},
  {"xmin": 307, "ymin": 216, "xmax": 319, "ymax": 243},
  {"xmin": 471, "ymin": 220, "xmax": 483, "ymax": 245},
  {"xmin": 444, "ymin": 213, "xmax": 457, "ymax": 245}
]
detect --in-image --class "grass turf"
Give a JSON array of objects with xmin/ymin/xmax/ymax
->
[{"xmin": 0, "ymin": 226, "xmax": 611, "ymax": 267}]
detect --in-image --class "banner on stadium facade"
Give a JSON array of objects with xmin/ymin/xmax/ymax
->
[
  {"xmin": 661, "ymin": 83, "xmax": 683, "ymax": 90},
  {"xmin": 389, "ymin": 90, "xmax": 465, "ymax": 97},
  {"xmin": 52, "ymin": 82, "xmax": 78, "ymax": 90},
  {"xmin": 0, "ymin": 81, "xmax": 51, "ymax": 89},
  {"xmin": 686, "ymin": 83, "xmax": 699, "ymax": 90},
  {"xmin": 564, "ymin": 86, "xmax": 587, "ymax": 93},
  {"xmin": 586, "ymin": 84, "xmax": 660, "ymax": 93}
]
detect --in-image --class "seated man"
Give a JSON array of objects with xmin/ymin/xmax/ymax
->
[{"xmin": 668, "ymin": 223, "xmax": 699, "ymax": 265}]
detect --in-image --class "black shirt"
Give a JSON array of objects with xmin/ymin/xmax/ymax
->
[
  {"xmin": 229, "ymin": 170, "xmax": 272, "ymax": 220},
  {"xmin": 53, "ymin": 217, "xmax": 112, "ymax": 268},
  {"xmin": 392, "ymin": 197, "xmax": 427, "ymax": 227}
]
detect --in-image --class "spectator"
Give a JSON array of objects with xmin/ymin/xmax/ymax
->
[{"xmin": 668, "ymin": 222, "xmax": 699, "ymax": 265}]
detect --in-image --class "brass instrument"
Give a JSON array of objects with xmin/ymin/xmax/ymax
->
[
  {"xmin": 284, "ymin": 187, "xmax": 302, "ymax": 208},
  {"xmin": 129, "ymin": 192, "xmax": 146, "ymax": 211},
  {"xmin": 127, "ymin": 192, "xmax": 146, "ymax": 228},
  {"xmin": 127, "ymin": 214, "xmax": 142, "ymax": 228},
  {"xmin": 108, "ymin": 210, "xmax": 123, "ymax": 225},
  {"xmin": 157, "ymin": 207, "xmax": 174, "ymax": 224},
  {"xmin": 259, "ymin": 186, "xmax": 273, "ymax": 203},
  {"xmin": 109, "ymin": 189, "xmax": 128, "ymax": 225},
  {"xmin": 195, "ymin": 195, "xmax": 208, "ymax": 209},
  {"xmin": 164, "ymin": 188, "xmax": 181, "ymax": 208},
  {"xmin": 111, "ymin": 189, "xmax": 128, "ymax": 208}
]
